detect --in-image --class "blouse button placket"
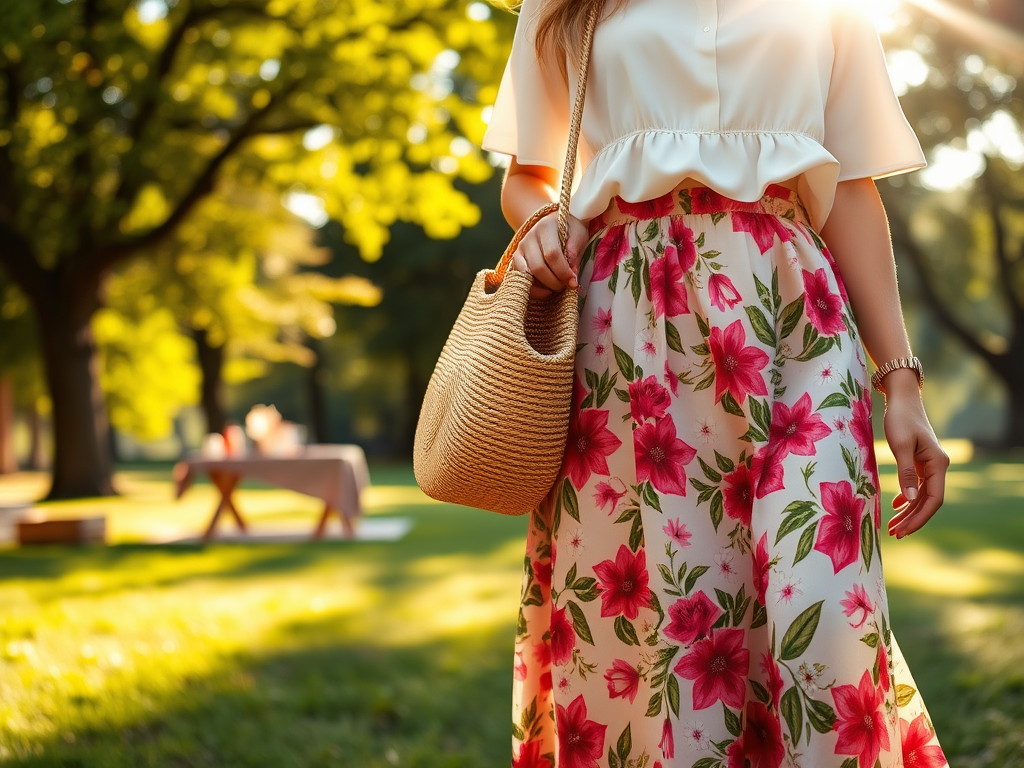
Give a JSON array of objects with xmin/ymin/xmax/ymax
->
[{"xmin": 693, "ymin": 0, "xmax": 721, "ymax": 128}]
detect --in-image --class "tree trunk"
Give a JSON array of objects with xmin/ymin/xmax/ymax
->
[
  {"xmin": 37, "ymin": 306, "xmax": 114, "ymax": 498},
  {"xmin": 307, "ymin": 337, "xmax": 328, "ymax": 444},
  {"xmin": 191, "ymin": 327, "xmax": 227, "ymax": 435},
  {"xmin": 28, "ymin": 400, "xmax": 47, "ymax": 471},
  {"xmin": 0, "ymin": 376, "xmax": 15, "ymax": 473},
  {"xmin": 402, "ymin": 351, "xmax": 427, "ymax": 457}
]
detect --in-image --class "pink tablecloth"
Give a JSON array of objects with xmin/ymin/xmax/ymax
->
[{"xmin": 174, "ymin": 444, "xmax": 370, "ymax": 522}]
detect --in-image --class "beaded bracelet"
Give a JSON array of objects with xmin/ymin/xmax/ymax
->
[{"xmin": 870, "ymin": 355, "xmax": 924, "ymax": 394}]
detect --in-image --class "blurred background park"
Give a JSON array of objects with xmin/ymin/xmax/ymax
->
[{"xmin": 0, "ymin": 0, "xmax": 1022, "ymax": 765}]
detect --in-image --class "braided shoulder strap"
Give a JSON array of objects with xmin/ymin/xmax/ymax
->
[{"xmin": 490, "ymin": 3, "xmax": 602, "ymax": 287}]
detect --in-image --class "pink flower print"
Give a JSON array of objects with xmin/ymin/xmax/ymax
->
[
  {"xmin": 750, "ymin": 445, "xmax": 785, "ymax": 499},
  {"xmin": 629, "ymin": 375, "xmax": 672, "ymax": 423},
  {"xmin": 659, "ymin": 717, "xmax": 675, "ymax": 759},
  {"xmin": 533, "ymin": 560, "xmax": 551, "ymax": 589},
  {"xmin": 900, "ymin": 715, "xmax": 948, "ymax": 768},
  {"xmin": 821, "ymin": 245, "xmax": 851, "ymax": 305},
  {"xmin": 759, "ymin": 651, "xmax": 784, "ymax": 710},
  {"xmin": 556, "ymin": 695, "xmax": 608, "ymax": 768},
  {"xmin": 514, "ymin": 650, "xmax": 527, "ymax": 680},
  {"xmin": 664, "ymin": 590, "xmax": 722, "ymax": 645},
  {"xmin": 663, "ymin": 518, "xmax": 692, "ymax": 547},
  {"xmin": 814, "ymin": 480, "xmax": 865, "ymax": 574},
  {"xmin": 708, "ymin": 273, "xmax": 742, "ymax": 311},
  {"xmin": 666, "ymin": 216, "xmax": 698, "ymax": 272},
  {"xmin": 743, "ymin": 700, "xmax": 786, "ymax": 768},
  {"xmin": 604, "ymin": 659, "xmax": 641, "ymax": 703},
  {"xmin": 532, "ymin": 640, "xmax": 552, "ymax": 666},
  {"xmin": 802, "ymin": 268, "xmax": 846, "ymax": 336},
  {"xmin": 723, "ymin": 463, "xmax": 755, "ymax": 528},
  {"xmin": 664, "ymin": 359, "xmax": 680, "ymax": 396},
  {"xmin": 650, "ymin": 251, "xmax": 690, "ymax": 317},
  {"xmin": 831, "ymin": 670, "xmax": 890, "ymax": 768},
  {"xmin": 549, "ymin": 605, "xmax": 576, "ymax": 665},
  {"xmin": 674, "ymin": 628, "xmax": 750, "ymax": 710},
  {"xmin": 726, "ymin": 733, "xmax": 746, "ymax": 768},
  {"xmin": 815, "ymin": 360, "xmax": 838, "ymax": 386},
  {"xmin": 592, "ymin": 223, "xmax": 631, "ymax": 282},
  {"xmin": 840, "ymin": 584, "xmax": 874, "ymax": 628},
  {"xmin": 833, "ymin": 416, "xmax": 848, "ymax": 436},
  {"xmin": 633, "ymin": 414, "xmax": 697, "ymax": 496},
  {"xmin": 773, "ymin": 570, "xmax": 803, "ymax": 604},
  {"xmin": 850, "ymin": 391, "xmax": 877, "ymax": 478},
  {"xmin": 513, "ymin": 740, "xmax": 551, "ymax": 768},
  {"xmin": 690, "ymin": 187, "xmax": 748, "ymax": 214},
  {"xmin": 752, "ymin": 532, "xmax": 771, "ymax": 604},
  {"xmin": 592, "ymin": 307, "xmax": 613, "ymax": 336},
  {"xmin": 682, "ymin": 720, "xmax": 710, "ymax": 750},
  {"xmin": 594, "ymin": 479, "xmax": 627, "ymax": 515},
  {"xmin": 732, "ymin": 211, "xmax": 793, "ymax": 254},
  {"xmin": 878, "ymin": 635, "xmax": 890, "ymax": 693},
  {"xmin": 768, "ymin": 393, "xmax": 833, "ymax": 460},
  {"xmin": 593, "ymin": 341, "xmax": 607, "ymax": 357},
  {"xmin": 594, "ymin": 544, "xmax": 653, "ymax": 620},
  {"xmin": 709, "ymin": 320, "xmax": 770, "ymax": 405},
  {"xmin": 563, "ymin": 408, "xmax": 622, "ymax": 490},
  {"xmin": 616, "ymin": 191, "xmax": 675, "ymax": 220},
  {"xmin": 715, "ymin": 550, "xmax": 738, "ymax": 583}
]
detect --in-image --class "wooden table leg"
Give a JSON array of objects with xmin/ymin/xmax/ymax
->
[
  {"xmin": 203, "ymin": 471, "xmax": 245, "ymax": 542},
  {"xmin": 313, "ymin": 503, "xmax": 356, "ymax": 540}
]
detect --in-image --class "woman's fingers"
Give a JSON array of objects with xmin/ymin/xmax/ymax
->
[
  {"xmin": 888, "ymin": 441, "xmax": 949, "ymax": 538},
  {"xmin": 537, "ymin": 220, "xmax": 579, "ymax": 290}
]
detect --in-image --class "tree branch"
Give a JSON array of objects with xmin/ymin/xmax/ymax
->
[
  {"xmin": 891, "ymin": 226, "xmax": 1004, "ymax": 370},
  {"xmin": 979, "ymin": 163, "xmax": 1024, "ymax": 340},
  {"xmin": 85, "ymin": 82, "xmax": 300, "ymax": 276},
  {"xmin": 0, "ymin": 222, "xmax": 49, "ymax": 305}
]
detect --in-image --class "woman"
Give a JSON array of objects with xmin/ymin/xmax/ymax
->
[{"xmin": 480, "ymin": 0, "xmax": 950, "ymax": 766}]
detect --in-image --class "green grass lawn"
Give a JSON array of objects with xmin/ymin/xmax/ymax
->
[{"xmin": 0, "ymin": 458, "xmax": 1022, "ymax": 767}]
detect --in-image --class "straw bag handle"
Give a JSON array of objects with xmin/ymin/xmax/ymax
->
[{"xmin": 488, "ymin": 2, "xmax": 602, "ymax": 290}]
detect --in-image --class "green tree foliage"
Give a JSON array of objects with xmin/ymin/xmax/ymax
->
[
  {"xmin": 0, "ymin": 0, "xmax": 505, "ymax": 496},
  {"xmin": 875, "ymin": 4, "xmax": 1024, "ymax": 444}
]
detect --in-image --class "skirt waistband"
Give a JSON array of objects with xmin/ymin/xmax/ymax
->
[{"xmin": 595, "ymin": 179, "xmax": 812, "ymax": 231}]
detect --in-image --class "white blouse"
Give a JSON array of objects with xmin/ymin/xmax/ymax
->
[{"xmin": 479, "ymin": 0, "xmax": 927, "ymax": 231}]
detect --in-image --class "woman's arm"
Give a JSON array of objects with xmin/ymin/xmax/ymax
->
[
  {"xmin": 819, "ymin": 177, "xmax": 950, "ymax": 538},
  {"xmin": 500, "ymin": 158, "xmax": 590, "ymax": 301}
]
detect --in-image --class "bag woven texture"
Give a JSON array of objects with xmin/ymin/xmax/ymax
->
[{"xmin": 413, "ymin": 4, "xmax": 602, "ymax": 515}]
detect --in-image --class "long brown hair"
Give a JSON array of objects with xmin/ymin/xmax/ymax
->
[{"xmin": 502, "ymin": 0, "xmax": 624, "ymax": 85}]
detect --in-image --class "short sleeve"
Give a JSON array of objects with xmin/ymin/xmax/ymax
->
[
  {"xmin": 479, "ymin": 0, "xmax": 570, "ymax": 169},
  {"xmin": 823, "ymin": 3, "xmax": 927, "ymax": 182}
]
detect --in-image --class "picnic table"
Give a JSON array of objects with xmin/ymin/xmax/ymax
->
[{"xmin": 173, "ymin": 444, "xmax": 370, "ymax": 541}]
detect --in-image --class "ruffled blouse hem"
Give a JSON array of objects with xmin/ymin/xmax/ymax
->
[{"xmin": 568, "ymin": 130, "xmax": 845, "ymax": 232}]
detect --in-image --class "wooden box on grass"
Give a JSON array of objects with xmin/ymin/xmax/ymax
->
[{"xmin": 17, "ymin": 516, "xmax": 106, "ymax": 545}]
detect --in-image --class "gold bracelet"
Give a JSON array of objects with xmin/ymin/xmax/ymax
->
[{"xmin": 870, "ymin": 355, "xmax": 924, "ymax": 394}]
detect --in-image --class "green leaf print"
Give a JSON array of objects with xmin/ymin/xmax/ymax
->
[
  {"xmin": 861, "ymin": 512, "xmax": 874, "ymax": 571},
  {"xmin": 715, "ymin": 588, "xmax": 734, "ymax": 613},
  {"xmin": 690, "ymin": 341, "xmax": 710, "ymax": 356},
  {"xmin": 642, "ymin": 219, "xmax": 661, "ymax": 242},
  {"xmin": 714, "ymin": 450, "xmax": 736, "ymax": 473},
  {"xmin": 720, "ymin": 391, "xmax": 745, "ymax": 417},
  {"xmin": 695, "ymin": 312, "xmax": 711, "ymax": 339},
  {"xmin": 751, "ymin": 679, "xmax": 771, "ymax": 705},
  {"xmin": 699, "ymin": 457, "xmax": 723, "ymax": 483},
  {"xmin": 780, "ymin": 600, "xmax": 824, "ymax": 660},
  {"xmin": 614, "ymin": 615, "xmax": 640, "ymax": 646},
  {"xmin": 613, "ymin": 344, "xmax": 636, "ymax": 382},
  {"xmin": 778, "ymin": 295, "xmax": 804, "ymax": 340},
  {"xmin": 805, "ymin": 697, "xmax": 837, "ymax": 733},
  {"xmin": 642, "ymin": 481, "xmax": 663, "ymax": 513},
  {"xmin": 775, "ymin": 501, "xmax": 818, "ymax": 544},
  {"xmin": 567, "ymin": 600, "xmax": 595, "ymax": 645},
  {"xmin": 749, "ymin": 397, "xmax": 772, "ymax": 437},
  {"xmin": 795, "ymin": 335, "xmax": 835, "ymax": 362},
  {"xmin": 511, "ymin": 722, "xmax": 525, "ymax": 742},
  {"xmin": 793, "ymin": 522, "xmax": 817, "ymax": 565},
  {"xmin": 710, "ymin": 490, "xmax": 724, "ymax": 532},
  {"xmin": 860, "ymin": 632, "xmax": 880, "ymax": 648},
  {"xmin": 692, "ymin": 759, "xmax": 720, "ymax": 768},
  {"xmin": 711, "ymin": 210, "xmax": 727, "ymax": 225},
  {"xmin": 562, "ymin": 479, "xmax": 581, "ymax": 523},
  {"xmin": 617, "ymin": 723, "xmax": 633, "ymax": 761},
  {"xmin": 678, "ymin": 188, "xmax": 693, "ymax": 213},
  {"xmin": 608, "ymin": 261, "xmax": 620, "ymax": 293},
  {"xmin": 896, "ymin": 683, "xmax": 917, "ymax": 707},
  {"xmin": 745, "ymin": 305, "xmax": 777, "ymax": 347},
  {"xmin": 754, "ymin": 274, "xmax": 772, "ymax": 313},
  {"xmin": 781, "ymin": 686, "xmax": 803, "ymax": 745},
  {"xmin": 608, "ymin": 750, "xmax": 620, "ymax": 768},
  {"xmin": 751, "ymin": 601, "xmax": 768, "ymax": 629},
  {"xmin": 684, "ymin": 565, "xmax": 710, "ymax": 595},
  {"xmin": 771, "ymin": 269, "xmax": 782, "ymax": 314},
  {"xmin": 840, "ymin": 759, "xmax": 859, "ymax": 768},
  {"xmin": 646, "ymin": 691, "xmax": 663, "ymax": 717},
  {"xmin": 615, "ymin": 387, "xmax": 631, "ymax": 402},
  {"xmin": 841, "ymin": 444, "xmax": 859, "ymax": 482},
  {"xmin": 667, "ymin": 674, "xmax": 681, "ymax": 716},
  {"xmin": 817, "ymin": 392, "xmax": 851, "ymax": 409},
  {"xmin": 723, "ymin": 703, "xmax": 742, "ymax": 737},
  {"xmin": 666, "ymin": 319, "xmax": 685, "ymax": 354},
  {"xmin": 585, "ymin": 368, "xmax": 600, "ymax": 392}
]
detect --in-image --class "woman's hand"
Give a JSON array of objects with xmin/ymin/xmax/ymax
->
[
  {"xmin": 882, "ymin": 369, "xmax": 950, "ymax": 539},
  {"xmin": 510, "ymin": 209, "xmax": 591, "ymax": 301}
]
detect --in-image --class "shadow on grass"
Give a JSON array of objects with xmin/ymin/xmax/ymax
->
[{"xmin": 5, "ymin": 619, "xmax": 516, "ymax": 768}]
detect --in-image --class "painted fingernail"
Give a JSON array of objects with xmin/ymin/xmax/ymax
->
[{"xmin": 905, "ymin": 487, "xmax": 918, "ymax": 500}]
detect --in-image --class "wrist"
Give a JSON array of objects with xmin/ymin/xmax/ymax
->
[{"xmin": 880, "ymin": 368, "xmax": 922, "ymax": 400}]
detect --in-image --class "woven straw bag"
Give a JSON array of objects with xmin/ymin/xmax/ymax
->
[{"xmin": 413, "ymin": 5, "xmax": 602, "ymax": 515}]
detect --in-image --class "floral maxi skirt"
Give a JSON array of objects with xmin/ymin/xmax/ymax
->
[{"xmin": 511, "ymin": 182, "xmax": 949, "ymax": 768}]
